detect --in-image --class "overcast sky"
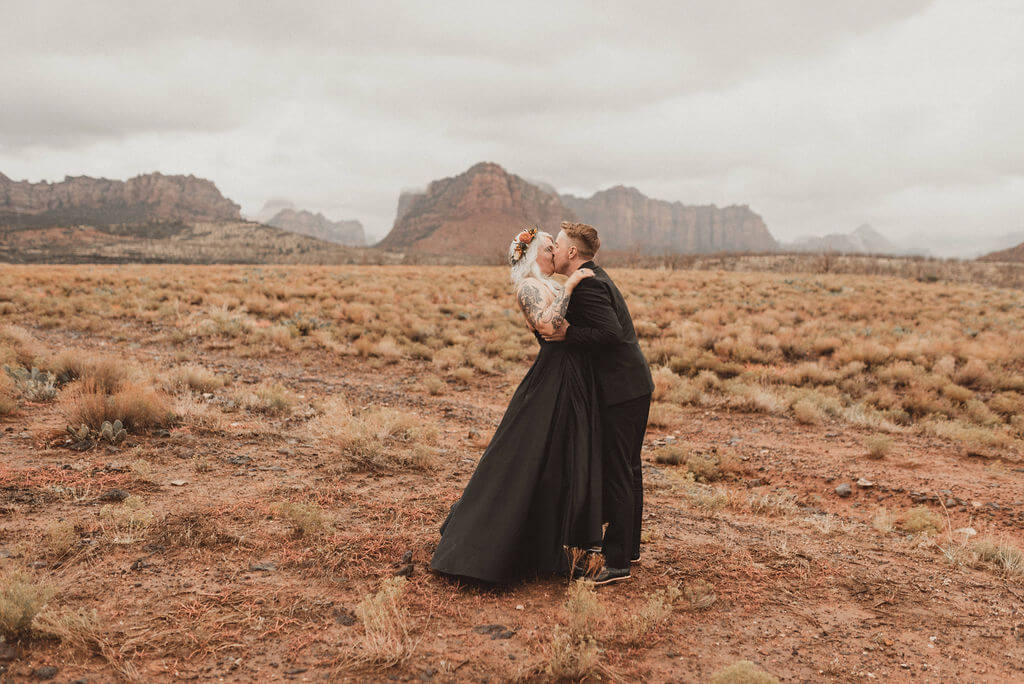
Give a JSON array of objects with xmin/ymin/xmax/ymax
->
[{"xmin": 1, "ymin": 0, "xmax": 1021, "ymax": 254}]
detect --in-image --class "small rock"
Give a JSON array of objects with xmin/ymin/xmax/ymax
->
[
  {"xmin": 227, "ymin": 455, "xmax": 252, "ymax": 465},
  {"xmin": 473, "ymin": 624, "xmax": 515, "ymax": 639},
  {"xmin": 168, "ymin": 479, "xmax": 189, "ymax": 487},
  {"xmin": 98, "ymin": 489, "xmax": 129, "ymax": 502},
  {"xmin": 0, "ymin": 549, "xmax": 11, "ymax": 559},
  {"xmin": 249, "ymin": 562, "xmax": 276, "ymax": 572},
  {"xmin": 467, "ymin": 428, "xmax": 481, "ymax": 439},
  {"xmin": 745, "ymin": 478, "xmax": 766, "ymax": 488},
  {"xmin": 283, "ymin": 667, "xmax": 308, "ymax": 675},
  {"xmin": 394, "ymin": 563, "xmax": 414, "ymax": 577},
  {"xmin": 400, "ymin": 550, "xmax": 413, "ymax": 564},
  {"xmin": 953, "ymin": 527, "xmax": 977, "ymax": 539},
  {"xmin": 856, "ymin": 478, "xmax": 874, "ymax": 488},
  {"xmin": 32, "ymin": 665, "xmax": 59, "ymax": 680},
  {"xmin": 334, "ymin": 608, "xmax": 357, "ymax": 626},
  {"xmin": 456, "ymin": 312, "xmax": 470, "ymax": 320},
  {"xmin": 835, "ymin": 483, "xmax": 853, "ymax": 497},
  {"xmin": 155, "ymin": 429, "xmax": 171, "ymax": 438}
]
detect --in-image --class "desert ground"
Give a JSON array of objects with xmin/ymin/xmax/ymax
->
[{"xmin": 1, "ymin": 264, "xmax": 1022, "ymax": 682}]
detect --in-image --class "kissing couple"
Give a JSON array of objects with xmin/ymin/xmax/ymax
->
[{"xmin": 430, "ymin": 221, "xmax": 654, "ymax": 586}]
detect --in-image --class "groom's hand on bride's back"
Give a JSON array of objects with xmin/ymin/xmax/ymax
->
[{"xmin": 542, "ymin": 321, "xmax": 569, "ymax": 342}]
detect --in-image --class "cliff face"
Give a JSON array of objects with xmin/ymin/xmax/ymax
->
[
  {"xmin": 559, "ymin": 185, "xmax": 777, "ymax": 254},
  {"xmin": 266, "ymin": 208, "xmax": 365, "ymax": 247},
  {"xmin": 0, "ymin": 172, "xmax": 241, "ymax": 227},
  {"xmin": 377, "ymin": 162, "xmax": 574, "ymax": 258}
]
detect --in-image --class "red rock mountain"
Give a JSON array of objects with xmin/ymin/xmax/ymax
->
[
  {"xmin": 0, "ymin": 172, "xmax": 241, "ymax": 227},
  {"xmin": 978, "ymin": 241, "xmax": 1024, "ymax": 262},
  {"xmin": 559, "ymin": 185, "xmax": 777, "ymax": 254},
  {"xmin": 266, "ymin": 208, "xmax": 366, "ymax": 247},
  {"xmin": 377, "ymin": 162, "xmax": 574, "ymax": 258}
]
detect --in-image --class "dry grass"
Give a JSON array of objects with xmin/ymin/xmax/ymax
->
[
  {"xmin": 864, "ymin": 434, "xmax": 893, "ymax": 459},
  {"xmin": 623, "ymin": 585, "xmax": 681, "ymax": 645},
  {"xmin": 44, "ymin": 520, "xmax": 79, "ymax": 558},
  {"xmin": 544, "ymin": 581, "xmax": 605, "ymax": 681},
  {"xmin": 0, "ymin": 569, "xmax": 56, "ymax": 641},
  {"xmin": 971, "ymin": 538, "xmax": 1024, "ymax": 579},
  {"xmin": 872, "ymin": 507, "xmax": 896, "ymax": 533},
  {"xmin": 167, "ymin": 364, "xmax": 226, "ymax": 393},
  {"xmin": 710, "ymin": 659, "xmax": 780, "ymax": 684},
  {"xmin": 307, "ymin": 398, "xmax": 439, "ymax": 471},
  {"xmin": 60, "ymin": 377, "xmax": 176, "ymax": 432},
  {"xmin": 900, "ymin": 505, "xmax": 943, "ymax": 534},
  {"xmin": 272, "ymin": 501, "xmax": 331, "ymax": 537},
  {"xmin": 353, "ymin": 576, "xmax": 414, "ymax": 666}
]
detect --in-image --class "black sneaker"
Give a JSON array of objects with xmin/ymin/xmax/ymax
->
[{"xmin": 591, "ymin": 566, "xmax": 631, "ymax": 585}]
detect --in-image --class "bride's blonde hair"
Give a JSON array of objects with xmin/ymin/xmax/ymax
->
[{"xmin": 509, "ymin": 229, "xmax": 561, "ymax": 294}]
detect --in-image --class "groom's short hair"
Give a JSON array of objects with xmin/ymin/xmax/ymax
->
[{"xmin": 560, "ymin": 221, "xmax": 600, "ymax": 259}]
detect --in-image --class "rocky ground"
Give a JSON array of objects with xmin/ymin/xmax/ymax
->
[{"xmin": 1, "ymin": 320, "xmax": 1022, "ymax": 682}]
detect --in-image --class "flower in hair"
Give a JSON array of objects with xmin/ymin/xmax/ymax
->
[{"xmin": 509, "ymin": 227, "xmax": 538, "ymax": 265}]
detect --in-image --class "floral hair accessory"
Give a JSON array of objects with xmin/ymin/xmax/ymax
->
[{"xmin": 509, "ymin": 227, "xmax": 538, "ymax": 265}]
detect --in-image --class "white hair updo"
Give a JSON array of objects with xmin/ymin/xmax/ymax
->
[{"xmin": 509, "ymin": 229, "xmax": 561, "ymax": 295}]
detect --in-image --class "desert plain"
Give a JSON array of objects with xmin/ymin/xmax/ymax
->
[{"xmin": 0, "ymin": 263, "xmax": 1022, "ymax": 682}]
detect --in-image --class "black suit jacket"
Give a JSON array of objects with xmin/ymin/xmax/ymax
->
[{"xmin": 564, "ymin": 261, "xmax": 654, "ymax": 406}]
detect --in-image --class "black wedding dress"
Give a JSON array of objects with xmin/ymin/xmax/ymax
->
[{"xmin": 429, "ymin": 331, "xmax": 603, "ymax": 584}]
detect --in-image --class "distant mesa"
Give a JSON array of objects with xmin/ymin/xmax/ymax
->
[
  {"xmin": 560, "ymin": 185, "xmax": 777, "ymax": 254},
  {"xmin": 978, "ymin": 238, "xmax": 1024, "ymax": 262},
  {"xmin": 377, "ymin": 162, "xmax": 572, "ymax": 259},
  {"xmin": 265, "ymin": 207, "xmax": 366, "ymax": 247},
  {"xmin": 0, "ymin": 171, "xmax": 241, "ymax": 227},
  {"xmin": 781, "ymin": 224, "xmax": 927, "ymax": 257},
  {"xmin": 378, "ymin": 162, "xmax": 778, "ymax": 258}
]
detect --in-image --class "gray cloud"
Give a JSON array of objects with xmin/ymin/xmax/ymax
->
[{"xmin": 1, "ymin": 0, "xmax": 1020, "ymax": 255}]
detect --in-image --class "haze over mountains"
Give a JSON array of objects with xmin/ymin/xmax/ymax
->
[
  {"xmin": 3, "ymin": 166, "xmax": 1023, "ymax": 264},
  {"xmin": 780, "ymin": 224, "xmax": 927, "ymax": 257}
]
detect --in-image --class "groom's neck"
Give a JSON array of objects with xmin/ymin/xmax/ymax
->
[{"xmin": 564, "ymin": 258, "xmax": 589, "ymax": 275}]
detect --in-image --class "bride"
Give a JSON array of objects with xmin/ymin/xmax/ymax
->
[{"xmin": 430, "ymin": 228, "xmax": 602, "ymax": 583}]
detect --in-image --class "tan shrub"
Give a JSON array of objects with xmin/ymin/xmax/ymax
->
[
  {"xmin": 354, "ymin": 576, "xmax": 414, "ymax": 665},
  {"xmin": 792, "ymin": 397, "xmax": 825, "ymax": 424},
  {"xmin": 864, "ymin": 434, "xmax": 892, "ymax": 459},
  {"xmin": 710, "ymin": 660, "xmax": 780, "ymax": 684},
  {"xmin": 900, "ymin": 505, "xmax": 942, "ymax": 534},
  {"xmin": 61, "ymin": 378, "xmax": 176, "ymax": 432},
  {"xmin": 0, "ymin": 570, "xmax": 56, "ymax": 640}
]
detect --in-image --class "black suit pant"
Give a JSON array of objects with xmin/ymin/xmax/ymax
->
[{"xmin": 601, "ymin": 392, "xmax": 650, "ymax": 568}]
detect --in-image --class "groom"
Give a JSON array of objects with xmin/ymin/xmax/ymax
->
[{"xmin": 547, "ymin": 221, "xmax": 654, "ymax": 585}]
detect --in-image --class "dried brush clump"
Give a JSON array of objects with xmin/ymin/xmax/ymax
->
[
  {"xmin": 710, "ymin": 660, "xmax": 780, "ymax": 684},
  {"xmin": 0, "ymin": 569, "xmax": 56, "ymax": 641},
  {"xmin": 622, "ymin": 585, "xmax": 681, "ymax": 645},
  {"xmin": 60, "ymin": 374, "xmax": 176, "ymax": 432},
  {"xmin": 900, "ymin": 505, "xmax": 942, "ymax": 534},
  {"xmin": 272, "ymin": 501, "xmax": 331, "ymax": 537},
  {"xmin": 354, "ymin": 576, "xmax": 415, "ymax": 666},
  {"xmin": 970, "ymin": 538, "xmax": 1024, "ymax": 579},
  {"xmin": 864, "ymin": 434, "xmax": 893, "ymax": 459},
  {"xmin": 166, "ymin": 364, "xmax": 225, "ymax": 393},
  {"xmin": 544, "ymin": 581, "xmax": 605, "ymax": 681},
  {"xmin": 308, "ymin": 397, "xmax": 440, "ymax": 471},
  {"xmin": 237, "ymin": 382, "xmax": 297, "ymax": 416}
]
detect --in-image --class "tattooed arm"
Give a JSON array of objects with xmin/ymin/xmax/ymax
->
[{"xmin": 516, "ymin": 270, "xmax": 593, "ymax": 335}]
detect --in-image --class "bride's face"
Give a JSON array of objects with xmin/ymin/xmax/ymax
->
[{"xmin": 536, "ymin": 235, "xmax": 555, "ymax": 276}]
